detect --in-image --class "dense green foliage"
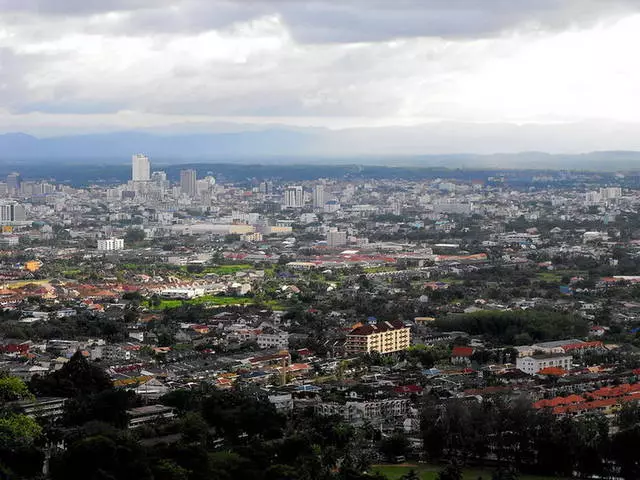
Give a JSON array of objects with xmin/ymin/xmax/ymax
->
[
  {"xmin": 434, "ymin": 309, "xmax": 588, "ymax": 345},
  {"xmin": 30, "ymin": 351, "xmax": 114, "ymax": 397},
  {"xmin": 422, "ymin": 396, "xmax": 640, "ymax": 479}
]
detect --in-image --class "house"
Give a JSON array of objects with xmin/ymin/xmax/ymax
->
[
  {"xmin": 516, "ymin": 354, "xmax": 573, "ymax": 375},
  {"xmin": 133, "ymin": 377, "xmax": 170, "ymax": 400},
  {"xmin": 451, "ymin": 346, "xmax": 474, "ymax": 365},
  {"xmin": 268, "ymin": 393, "xmax": 294, "ymax": 413},
  {"xmin": 589, "ymin": 326, "xmax": 607, "ymax": 337}
]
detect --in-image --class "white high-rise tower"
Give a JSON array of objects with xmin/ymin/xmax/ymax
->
[
  {"xmin": 284, "ymin": 186, "xmax": 304, "ymax": 208},
  {"xmin": 312, "ymin": 184, "xmax": 325, "ymax": 209},
  {"xmin": 132, "ymin": 154, "xmax": 150, "ymax": 182}
]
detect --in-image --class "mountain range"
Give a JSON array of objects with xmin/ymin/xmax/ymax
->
[{"xmin": 2, "ymin": 122, "xmax": 640, "ymax": 170}]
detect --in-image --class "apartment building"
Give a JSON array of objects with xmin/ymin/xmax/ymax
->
[{"xmin": 345, "ymin": 319, "xmax": 410, "ymax": 355}]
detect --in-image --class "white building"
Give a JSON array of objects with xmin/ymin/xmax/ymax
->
[
  {"xmin": 257, "ymin": 331, "xmax": 289, "ymax": 349},
  {"xmin": 97, "ymin": 238, "xmax": 125, "ymax": 251},
  {"xmin": 326, "ymin": 229, "xmax": 347, "ymax": 248},
  {"xmin": 516, "ymin": 354, "xmax": 572, "ymax": 375},
  {"xmin": 600, "ymin": 187, "xmax": 622, "ymax": 201},
  {"xmin": 268, "ymin": 394, "xmax": 294, "ymax": 412},
  {"xmin": 284, "ymin": 186, "xmax": 304, "ymax": 208},
  {"xmin": 312, "ymin": 184, "xmax": 325, "ymax": 209},
  {"xmin": 0, "ymin": 202, "xmax": 26, "ymax": 223},
  {"xmin": 315, "ymin": 399, "xmax": 409, "ymax": 425},
  {"xmin": 131, "ymin": 154, "xmax": 150, "ymax": 182}
]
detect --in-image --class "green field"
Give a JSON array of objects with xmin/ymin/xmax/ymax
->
[
  {"xmin": 195, "ymin": 264, "xmax": 253, "ymax": 276},
  {"xmin": 536, "ymin": 270, "xmax": 587, "ymax": 283},
  {"xmin": 146, "ymin": 295, "xmax": 253, "ymax": 309},
  {"xmin": 537, "ymin": 271, "xmax": 564, "ymax": 283},
  {"xmin": 371, "ymin": 465, "xmax": 564, "ymax": 480}
]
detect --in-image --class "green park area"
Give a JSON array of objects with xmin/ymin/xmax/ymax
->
[
  {"xmin": 144, "ymin": 294, "xmax": 285, "ymax": 310},
  {"xmin": 145, "ymin": 295, "xmax": 253, "ymax": 309},
  {"xmin": 372, "ymin": 464, "xmax": 564, "ymax": 480}
]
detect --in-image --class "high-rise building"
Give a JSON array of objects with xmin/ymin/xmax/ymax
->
[
  {"xmin": 6, "ymin": 173, "xmax": 21, "ymax": 194},
  {"xmin": 151, "ymin": 171, "xmax": 169, "ymax": 191},
  {"xmin": 312, "ymin": 184, "xmax": 325, "ymax": 209},
  {"xmin": 0, "ymin": 202, "xmax": 26, "ymax": 223},
  {"xmin": 180, "ymin": 169, "xmax": 197, "ymax": 197},
  {"xmin": 326, "ymin": 229, "xmax": 347, "ymax": 248},
  {"xmin": 131, "ymin": 154, "xmax": 150, "ymax": 182},
  {"xmin": 97, "ymin": 238, "xmax": 125, "ymax": 251},
  {"xmin": 284, "ymin": 186, "xmax": 304, "ymax": 208}
]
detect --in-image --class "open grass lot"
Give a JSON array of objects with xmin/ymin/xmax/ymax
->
[
  {"xmin": 144, "ymin": 295, "xmax": 286, "ymax": 310},
  {"xmin": 147, "ymin": 295, "xmax": 254, "ymax": 309},
  {"xmin": 371, "ymin": 464, "xmax": 565, "ymax": 480},
  {"xmin": 193, "ymin": 264, "xmax": 253, "ymax": 276},
  {"xmin": 536, "ymin": 270, "xmax": 587, "ymax": 283}
]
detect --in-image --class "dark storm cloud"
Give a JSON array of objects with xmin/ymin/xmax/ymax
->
[{"xmin": 2, "ymin": 0, "xmax": 638, "ymax": 42}]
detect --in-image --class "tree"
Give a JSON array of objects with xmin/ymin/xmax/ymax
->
[
  {"xmin": 29, "ymin": 351, "xmax": 113, "ymax": 398},
  {"xmin": 379, "ymin": 431, "xmax": 410, "ymax": 461},
  {"xmin": 0, "ymin": 413, "xmax": 42, "ymax": 447},
  {"xmin": 152, "ymin": 459, "xmax": 189, "ymax": 480},
  {"xmin": 492, "ymin": 468, "xmax": 518, "ymax": 480},
  {"xmin": 201, "ymin": 390, "xmax": 284, "ymax": 441},
  {"xmin": 0, "ymin": 375, "xmax": 33, "ymax": 403},
  {"xmin": 63, "ymin": 389, "xmax": 135, "ymax": 428},
  {"xmin": 400, "ymin": 470, "xmax": 421, "ymax": 480},
  {"xmin": 50, "ymin": 433, "xmax": 152, "ymax": 480},
  {"xmin": 437, "ymin": 463, "xmax": 463, "ymax": 480},
  {"xmin": 124, "ymin": 228, "xmax": 145, "ymax": 244}
]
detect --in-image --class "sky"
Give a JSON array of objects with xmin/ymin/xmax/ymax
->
[{"xmin": 1, "ymin": 0, "xmax": 640, "ymax": 152}]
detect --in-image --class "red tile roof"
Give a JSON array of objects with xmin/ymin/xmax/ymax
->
[
  {"xmin": 561, "ymin": 341, "xmax": 603, "ymax": 352},
  {"xmin": 349, "ymin": 319, "xmax": 407, "ymax": 336},
  {"xmin": 451, "ymin": 346, "xmax": 474, "ymax": 358}
]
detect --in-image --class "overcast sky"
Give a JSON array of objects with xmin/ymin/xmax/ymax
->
[{"xmin": 1, "ymin": 0, "xmax": 640, "ymax": 150}]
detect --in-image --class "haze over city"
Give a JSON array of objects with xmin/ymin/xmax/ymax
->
[{"xmin": 2, "ymin": 0, "xmax": 640, "ymax": 155}]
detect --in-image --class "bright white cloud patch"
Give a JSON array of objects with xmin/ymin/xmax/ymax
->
[{"xmin": 0, "ymin": 0, "xmax": 639, "ymax": 153}]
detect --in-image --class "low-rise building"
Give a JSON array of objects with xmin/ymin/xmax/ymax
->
[
  {"xmin": 257, "ymin": 331, "xmax": 289, "ymax": 349},
  {"xmin": 127, "ymin": 404, "xmax": 175, "ymax": 429},
  {"xmin": 516, "ymin": 354, "xmax": 573, "ymax": 375},
  {"xmin": 14, "ymin": 397, "xmax": 68, "ymax": 421},
  {"xmin": 315, "ymin": 398, "xmax": 409, "ymax": 425}
]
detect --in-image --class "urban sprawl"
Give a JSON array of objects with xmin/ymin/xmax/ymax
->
[{"xmin": 3, "ymin": 156, "xmax": 640, "ymax": 479}]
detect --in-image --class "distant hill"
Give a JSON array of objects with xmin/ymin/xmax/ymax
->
[
  {"xmin": 0, "ymin": 129, "xmax": 318, "ymax": 161},
  {"xmin": 2, "ymin": 123, "xmax": 640, "ymax": 170}
]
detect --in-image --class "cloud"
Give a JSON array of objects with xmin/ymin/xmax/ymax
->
[
  {"xmin": 1, "ymin": 0, "xmax": 640, "ymax": 152},
  {"xmin": 2, "ymin": 0, "xmax": 639, "ymax": 42}
]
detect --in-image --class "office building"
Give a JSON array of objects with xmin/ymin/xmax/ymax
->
[
  {"xmin": 326, "ymin": 229, "xmax": 347, "ymax": 248},
  {"xmin": 0, "ymin": 202, "xmax": 26, "ymax": 223},
  {"xmin": 97, "ymin": 238, "xmax": 125, "ymax": 251},
  {"xmin": 131, "ymin": 154, "xmax": 150, "ymax": 182},
  {"xmin": 312, "ymin": 184, "xmax": 325, "ymax": 209},
  {"xmin": 284, "ymin": 186, "xmax": 304, "ymax": 208},
  {"xmin": 180, "ymin": 169, "xmax": 197, "ymax": 197},
  {"xmin": 345, "ymin": 320, "xmax": 411, "ymax": 355},
  {"xmin": 6, "ymin": 173, "xmax": 21, "ymax": 194}
]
